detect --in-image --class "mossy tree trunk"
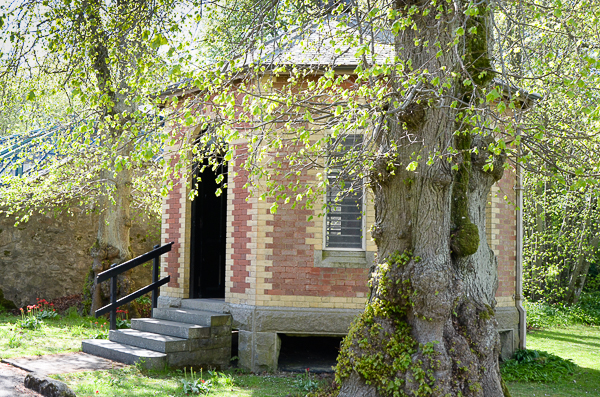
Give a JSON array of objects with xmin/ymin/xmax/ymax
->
[{"xmin": 335, "ymin": 1, "xmax": 509, "ymax": 395}]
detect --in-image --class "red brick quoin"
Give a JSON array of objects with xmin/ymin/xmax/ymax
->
[{"xmin": 230, "ymin": 147, "xmax": 252, "ymax": 294}]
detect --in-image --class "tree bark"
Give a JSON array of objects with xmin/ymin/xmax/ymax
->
[
  {"xmin": 565, "ymin": 197, "xmax": 595, "ymax": 305},
  {"xmin": 336, "ymin": 1, "xmax": 509, "ymax": 395},
  {"xmin": 86, "ymin": 0, "xmax": 135, "ymax": 314}
]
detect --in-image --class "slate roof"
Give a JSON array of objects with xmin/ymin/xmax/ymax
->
[
  {"xmin": 161, "ymin": 17, "xmax": 394, "ymax": 98},
  {"xmin": 236, "ymin": 17, "xmax": 394, "ymax": 69},
  {"xmin": 162, "ymin": 18, "xmax": 542, "ymax": 104}
]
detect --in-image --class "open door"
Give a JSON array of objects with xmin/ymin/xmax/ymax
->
[{"xmin": 190, "ymin": 159, "xmax": 227, "ymax": 298}]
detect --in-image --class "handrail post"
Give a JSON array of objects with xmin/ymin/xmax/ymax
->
[
  {"xmin": 152, "ymin": 244, "xmax": 160, "ymax": 317},
  {"xmin": 110, "ymin": 263, "xmax": 117, "ymax": 331}
]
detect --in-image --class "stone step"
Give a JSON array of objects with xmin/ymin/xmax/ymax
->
[
  {"xmin": 131, "ymin": 318, "xmax": 210, "ymax": 340},
  {"xmin": 109, "ymin": 329, "xmax": 189, "ymax": 353},
  {"xmin": 81, "ymin": 339, "xmax": 166, "ymax": 370},
  {"xmin": 152, "ymin": 308, "xmax": 231, "ymax": 327},
  {"xmin": 180, "ymin": 299, "xmax": 228, "ymax": 313}
]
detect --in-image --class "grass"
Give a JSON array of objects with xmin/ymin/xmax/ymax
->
[
  {"xmin": 4, "ymin": 305, "xmax": 598, "ymax": 397},
  {"xmin": 49, "ymin": 367, "xmax": 330, "ymax": 397},
  {"xmin": 0, "ymin": 310, "xmax": 328, "ymax": 396},
  {"xmin": 507, "ymin": 325, "xmax": 600, "ymax": 397},
  {"xmin": 0, "ymin": 310, "xmax": 109, "ymax": 359}
]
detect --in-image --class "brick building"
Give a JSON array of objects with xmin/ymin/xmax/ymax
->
[{"xmin": 156, "ymin": 20, "xmax": 527, "ymax": 371}]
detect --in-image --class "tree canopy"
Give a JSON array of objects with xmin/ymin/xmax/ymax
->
[{"xmin": 1, "ymin": 0, "xmax": 600, "ymax": 395}]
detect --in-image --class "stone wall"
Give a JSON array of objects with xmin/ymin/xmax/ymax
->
[{"xmin": 0, "ymin": 208, "xmax": 160, "ymax": 309}]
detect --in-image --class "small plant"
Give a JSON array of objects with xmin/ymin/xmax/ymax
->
[
  {"xmin": 501, "ymin": 349, "xmax": 577, "ymax": 382},
  {"xmin": 35, "ymin": 298, "xmax": 58, "ymax": 319},
  {"xmin": 88, "ymin": 321, "xmax": 108, "ymax": 339},
  {"xmin": 179, "ymin": 367, "xmax": 212, "ymax": 395},
  {"xmin": 16, "ymin": 298, "xmax": 59, "ymax": 330},
  {"xmin": 8, "ymin": 330, "xmax": 25, "ymax": 348},
  {"xmin": 18, "ymin": 307, "xmax": 43, "ymax": 330},
  {"xmin": 134, "ymin": 295, "xmax": 152, "ymax": 318},
  {"xmin": 208, "ymin": 370, "xmax": 234, "ymax": 388},
  {"xmin": 294, "ymin": 368, "xmax": 320, "ymax": 393},
  {"xmin": 64, "ymin": 306, "xmax": 80, "ymax": 319},
  {"xmin": 116, "ymin": 309, "xmax": 131, "ymax": 329}
]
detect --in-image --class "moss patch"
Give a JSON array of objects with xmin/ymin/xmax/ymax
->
[
  {"xmin": 465, "ymin": 5, "xmax": 494, "ymax": 86},
  {"xmin": 335, "ymin": 251, "xmax": 436, "ymax": 396},
  {"xmin": 450, "ymin": 131, "xmax": 479, "ymax": 257}
]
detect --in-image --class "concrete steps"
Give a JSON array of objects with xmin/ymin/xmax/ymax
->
[
  {"xmin": 109, "ymin": 329, "xmax": 189, "ymax": 353},
  {"xmin": 181, "ymin": 298, "xmax": 228, "ymax": 313},
  {"xmin": 131, "ymin": 318, "xmax": 210, "ymax": 339},
  {"xmin": 152, "ymin": 308, "xmax": 231, "ymax": 327},
  {"xmin": 82, "ymin": 301, "xmax": 232, "ymax": 370},
  {"xmin": 81, "ymin": 339, "xmax": 166, "ymax": 370}
]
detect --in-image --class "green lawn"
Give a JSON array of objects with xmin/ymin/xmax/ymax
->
[
  {"xmin": 4, "ymin": 310, "xmax": 599, "ymax": 396},
  {"xmin": 507, "ymin": 325, "xmax": 600, "ymax": 397},
  {"xmin": 0, "ymin": 311, "xmax": 325, "ymax": 396},
  {"xmin": 50, "ymin": 367, "xmax": 327, "ymax": 397},
  {"xmin": 0, "ymin": 311, "xmax": 108, "ymax": 359}
]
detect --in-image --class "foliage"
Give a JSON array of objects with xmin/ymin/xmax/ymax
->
[
  {"xmin": 52, "ymin": 366, "xmax": 308, "ymax": 397},
  {"xmin": 525, "ymin": 292, "xmax": 600, "ymax": 329},
  {"xmin": 501, "ymin": 349, "xmax": 577, "ymax": 383},
  {"xmin": 522, "ymin": 174, "xmax": 600, "ymax": 304},
  {"xmin": 507, "ymin": 325, "xmax": 600, "ymax": 396},
  {"xmin": 294, "ymin": 368, "xmax": 320, "ymax": 393},
  {"xmin": 179, "ymin": 367, "xmax": 213, "ymax": 395},
  {"xmin": 7, "ymin": 330, "xmax": 25, "ymax": 348},
  {"xmin": 133, "ymin": 295, "xmax": 152, "ymax": 318},
  {"xmin": 17, "ymin": 298, "xmax": 58, "ymax": 330},
  {"xmin": 116, "ymin": 309, "xmax": 131, "ymax": 329},
  {"xmin": 88, "ymin": 320, "xmax": 109, "ymax": 339}
]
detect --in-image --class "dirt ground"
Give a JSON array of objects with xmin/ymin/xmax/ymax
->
[{"xmin": 0, "ymin": 362, "xmax": 41, "ymax": 397}]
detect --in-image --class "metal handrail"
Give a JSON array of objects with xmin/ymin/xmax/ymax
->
[{"xmin": 95, "ymin": 241, "xmax": 174, "ymax": 330}]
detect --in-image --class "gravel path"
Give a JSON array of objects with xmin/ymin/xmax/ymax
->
[{"xmin": 0, "ymin": 362, "xmax": 42, "ymax": 397}]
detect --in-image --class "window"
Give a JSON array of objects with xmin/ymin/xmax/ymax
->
[{"xmin": 325, "ymin": 135, "xmax": 364, "ymax": 249}]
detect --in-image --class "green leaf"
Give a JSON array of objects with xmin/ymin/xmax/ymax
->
[
  {"xmin": 151, "ymin": 34, "xmax": 168, "ymax": 49},
  {"xmin": 486, "ymin": 88, "xmax": 501, "ymax": 103},
  {"xmin": 269, "ymin": 202, "xmax": 279, "ymax": 214},
  {"xmin": 26, "ymin": 90, "xmax": 36, "ymax": 101},
  {"xmin": 406, "ymin": 161, "xmax": 418, "ymax": 171}
]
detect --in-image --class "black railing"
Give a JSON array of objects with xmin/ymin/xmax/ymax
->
[{"xmin": 95, "ymin": 242, "xmax": 174, "ymax": 330}]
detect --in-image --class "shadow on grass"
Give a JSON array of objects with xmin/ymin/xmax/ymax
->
[
  {"xmin": 530, "ymin": 330, "xmax": 600, "ymax": 350},
  {"xmin": 507, "ymin": 366, "xmax": 600, "ymax": 397}
]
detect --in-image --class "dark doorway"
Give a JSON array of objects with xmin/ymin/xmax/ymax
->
[{"xmin": 190, "ymin": 159, "xmax": 228, "ymax": 299}]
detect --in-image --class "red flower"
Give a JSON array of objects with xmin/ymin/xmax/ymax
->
[{"xmin": 201, "ymin": 379, "xmax": 205, "ymax": 384}]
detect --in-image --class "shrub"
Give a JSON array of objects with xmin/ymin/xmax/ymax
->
[
  {"xmin": 525, "ymin": 292, "xmax": 600, "ymax": 329},
  {"xmin": 501, "ymin": 349, "xmax": 576, "ymax": 382}
]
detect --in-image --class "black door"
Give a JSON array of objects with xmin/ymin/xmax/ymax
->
[{"xmin": 190, "ymin": 160, "xmax": 227, "ymax": 298}]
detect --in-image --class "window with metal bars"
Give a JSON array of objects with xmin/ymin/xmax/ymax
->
[{"xmin": 325, "ymin": 135, "xmax": 364, "ymax": 249}]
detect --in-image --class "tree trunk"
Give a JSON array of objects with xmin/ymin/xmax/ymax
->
[
  {"xmin": 90, "ymin": 166, "xmax": 134, "ymax": 314},
  {"xmin": 565, "ymin": 197, "xmax": 595, "ymax": 305},
  {"xmin": 336, "ymin": 1, "xmax": 509, "ymax": 395},
  {"xmin": 86, "ymin": 0, "xmax": 135, "ymax": 314}
]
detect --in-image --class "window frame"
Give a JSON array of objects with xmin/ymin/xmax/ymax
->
[{"xmin": 322, "ymin": 135, "xmax": 366, "ymax": 251}]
